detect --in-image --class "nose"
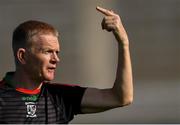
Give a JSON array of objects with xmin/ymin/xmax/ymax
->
[{"xmin": 51, "ymin": 52, "xmax": 60, "ymax": 63}]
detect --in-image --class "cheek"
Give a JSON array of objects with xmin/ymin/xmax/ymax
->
[
  {"xmin": 42, "ymin": 63, "xmax": 48, "ymax": 72},
  {"xmin": 30, "ymin": 59, "xmax": 43, "ymax": 74},
  {"xmin": 40, "ymin": 57, "xmax": 51, "ymax": 72},
  {"xmin": 27, "ymin": 55, "xmax": 46, "ymax": 73}
]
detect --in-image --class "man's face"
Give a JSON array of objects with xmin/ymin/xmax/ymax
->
[{"xmin": 25, "ymin": 33, "xmax": 60, "ymax": 82}]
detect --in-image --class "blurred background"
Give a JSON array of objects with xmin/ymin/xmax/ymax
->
[{"xmin": 0, "ymin": 0, "xmax": 179, "ymax": 123}]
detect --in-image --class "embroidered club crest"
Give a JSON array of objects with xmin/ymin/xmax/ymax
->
[{"xmin": 25, "ymin": 102, "xmax": 37, "ymax": 118}]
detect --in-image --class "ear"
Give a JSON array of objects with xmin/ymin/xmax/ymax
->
[{"xmin": 17, "ymin": 48, "xmax": 27, "ymax": 64}]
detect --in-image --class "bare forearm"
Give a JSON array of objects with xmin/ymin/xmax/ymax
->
[{"xmin": 112, "ymin": 42, "xmax": 133, "ymax": 106}]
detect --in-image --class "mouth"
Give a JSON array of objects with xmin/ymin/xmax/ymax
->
[{"xmin": 47, "ymin": 67, "xmax": 56, "ymax": 72}]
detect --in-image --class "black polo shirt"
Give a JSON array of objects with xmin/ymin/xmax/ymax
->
[{"xmin": 0, "ymin": 72, "xmax": 86, "ymax": 124}]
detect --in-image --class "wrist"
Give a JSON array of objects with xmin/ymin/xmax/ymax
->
[
  {"xmin": 118, "ymin": 42, "xmax": 130, "ymax": 50},
  {"xmin": 114, "ymin": 26, "xmax": 129, "ymax": 47}
]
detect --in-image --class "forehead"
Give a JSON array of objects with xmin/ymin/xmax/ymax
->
[{"xmin": 30, "ymin": 34, "xmax": 60, "ymax": 49}]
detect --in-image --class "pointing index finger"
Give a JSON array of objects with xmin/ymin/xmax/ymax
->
[{"xmin": 96, "ymin": 6, "xmax": 113, "ymax": 16}]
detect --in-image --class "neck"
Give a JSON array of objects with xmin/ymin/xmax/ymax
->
[{"xmin": 11, "ymin": 68, "xmax": 43, "ymax": 90}]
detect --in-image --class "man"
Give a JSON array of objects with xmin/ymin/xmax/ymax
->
[{"xmin": 0, "ymin": 6, "xmax": 133, "ymax": 123}]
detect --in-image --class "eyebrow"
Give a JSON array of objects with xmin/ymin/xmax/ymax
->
[{"xmin": 40, "ymin": 47, "xmax": 60, "ymax": 52}]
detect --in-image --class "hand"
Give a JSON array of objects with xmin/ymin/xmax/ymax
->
[{"xmin": 96, "ymin": 6, "xmax": 129, "ymax": 45}]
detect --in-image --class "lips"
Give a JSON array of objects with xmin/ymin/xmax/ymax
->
[
  {"xmin": 45, "ymin": 66, "xmax": 56, "ymax": 80},
  {"xmin": 49, "ymin": 67, "xmax": 56, "ymax": 69},
  {"xmin": 47, "ymin": 67, "xmax": 56, "ymax": 72}
]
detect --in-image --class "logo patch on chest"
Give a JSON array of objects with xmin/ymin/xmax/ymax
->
[{"xmin": 25, "ymin": 102, "xmax": 37, "ymax": 118}]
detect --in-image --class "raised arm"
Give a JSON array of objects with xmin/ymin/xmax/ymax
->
[{"xmin": 80, "ymin": 6, "xmax": 133, "ymax": 113}]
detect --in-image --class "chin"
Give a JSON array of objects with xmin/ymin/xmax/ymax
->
[
  {"xmin": 43, "ymin": 74, "xmax": 55, "ymax": 81},
  {"xmin": 46, "ymin": 76, "xmax": 54, "ymax": 81},
  {"xmin": 41, "ymin": 71, "xmax": 55, "ymax": 81}
]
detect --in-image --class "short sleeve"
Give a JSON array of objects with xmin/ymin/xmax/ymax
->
[
  {"xmin": 45, "ymin": 83, "xmax": 86, "ymax": 116},
  {"xmin": 62, "ymin": 85, "xmax": 86, "ymax": 114}
]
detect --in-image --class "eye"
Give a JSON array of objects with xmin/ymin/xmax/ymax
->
[
  {"xmin": 43, "ymin": 50, "xmax": 53, "ymax": 54},
  {"xmin": 56, "ymin": 51, "xmax": 59, "ymax": 55}
]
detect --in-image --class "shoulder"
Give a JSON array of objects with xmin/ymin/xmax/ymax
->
[
  {"xmin": 45, "ymin": 82, "xmax": 80, "ymax": 89},
  {"xmin": 0, "ymin": 80, "xmax": 14, "ymax": 96},
  {"xmin": 0, "ymin": 80, "xmax": 6, "ymax": 92},
  {"xmin": 44, "ymin": 82, "xmax": 87, "ymax": 95},
  {"xmin": 44, "ymin": 82, "xmax": 86, "ymax": 91},
  {"xmin": 0, "ymin": 80, "xmax": 5, "ymax": 88}
]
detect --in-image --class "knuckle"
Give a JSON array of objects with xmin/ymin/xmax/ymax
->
[
  {"xmin": 114, "ymin": 15, "xmax": 120, "ymax": 19},
  {"xmin": 114, "ymin": 19, "xmax": 119, "ymax": 24},
  {"xmin": 103, "ymin": 17, "xmax": 106, "ymax": 21},
  {"xmin": 104, "ymin": 16, "xmax": 108, "ymax": 20}
]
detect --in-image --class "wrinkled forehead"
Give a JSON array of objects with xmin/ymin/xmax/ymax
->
[
  {"xmin": 29, "ymin": 33, "xmax": 60, "ymax": 50},
  {"xmin": 29, "ymin": 29, "xmax": 59, "ymax": 38}
]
